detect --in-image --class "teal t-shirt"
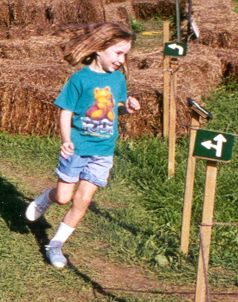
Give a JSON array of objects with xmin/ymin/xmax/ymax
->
[{"xmin": 54, "ymin": 66, "xmax": 127, "ymax": 156}]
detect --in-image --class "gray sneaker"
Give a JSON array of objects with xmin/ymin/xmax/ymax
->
[
  {"xmin": 25, "ymin": 189, "xmax": 52, "ymax": 221},
  {"xmin": 45, "ymin": 243, "xmax": 67, "ymax": 268}
]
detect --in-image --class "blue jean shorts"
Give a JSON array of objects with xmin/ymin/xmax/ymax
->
[{"xmin": 55, "ymin": 154, "xmax": 113, "ymax": 187}]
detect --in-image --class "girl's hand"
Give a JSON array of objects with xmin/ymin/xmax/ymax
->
[
  {"xmin": 125, "ymin": 96, "xmax": 140, "ymax": 114},
  {"xmin": 60, "ymin": 141, "xmax": 74, "ymax": 158}
]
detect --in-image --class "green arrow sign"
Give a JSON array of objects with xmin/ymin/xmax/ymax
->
[
  {"xmin": 193, "ymin": 129, "xmax": 235, "ymax": 162},
  {"xmin": 164, "ymin": 42, "xmax": 187, "ymax": 57}
]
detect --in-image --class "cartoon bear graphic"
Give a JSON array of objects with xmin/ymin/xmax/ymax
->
[{"xmin": 86, "ymin": 87, "xmax": 114, "ymax": 122}]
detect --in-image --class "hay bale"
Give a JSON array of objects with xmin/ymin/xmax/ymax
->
[
  {"xmin": 0, "ymin": 82, "xmax": 59, "ymax": 135},
  {"xmin": 102, "ymin": 0, "xmax": 135, "ymax": 22},
  {"xmin": 0, "ymin": 36, "xmax": 64, "ymax": 61},
  {"xmin": 216, "ymin": 48, "xmax": 238, "ymax": 79},
  {"xmin": 4, "ymin": 0, "xmax": 105, "ymax": 38},
  {"xmin": 0, "ymin": 1, "xmax": 10, "ymax": 39},
  {"xmin": 0, "ymin": 44, "xmax": 225, "ymax": 137},
  {"xmin": 193, "ymin": 0, "xmax": 238, "ymax": 48},
  {"xmin": 120, "ymin": 50, "xmax": 163, "ymax": 137},
  {"xmin": 121, "ymin": 42, "xmax": 223, "ymax": 138},
  {"xmin": 0, "ymin": 58, "xmax": 74, "ymax": 135},
  {"xmin": 132, "ymin": 0, "xmax": 187, "ymax": 19},
  {"xmin": 0, "ymin": 0, "xmax": 237, "ymax": 138}
]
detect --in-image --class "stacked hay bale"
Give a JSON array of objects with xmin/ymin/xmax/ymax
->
[
  {"xmin": 132, "ymin": 0, "xmax": 187, "ymax": 19},
  {"xmin": 120, "ymin": 43, "xmax": 223, "ymax": 138},
  {"xmin": 0, "ymin": 35, "xmax": 75, "ymax": 135},
  {"xmin": 192, "ymin": 0, "xmax": 238, "ymax": 78},
  {"xmin": 0, "ymin": 0, "xmax": 238, "ymax": 137},
  {"xmin": 0, "ymin": 0, "xmax": 137, "ymax": 136},
  {"xmin": 0, "ymin": 0, "xmax": 105, "ymax": 39},
  {"xmin": 120, "ymin": 0, "xmax": 238, "ymax": 138}
]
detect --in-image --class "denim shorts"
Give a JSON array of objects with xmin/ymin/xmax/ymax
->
[{"xmin": 55, "ymin": 154, "xmax": 113, "ymax": 187}]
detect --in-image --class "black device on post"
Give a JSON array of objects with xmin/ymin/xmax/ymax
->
[{"xmin": 187, "ymin": 98, "xmax": 212, "ymax": 120}]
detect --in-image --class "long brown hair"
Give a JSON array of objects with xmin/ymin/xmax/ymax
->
[{"xmin": 59, "ymin": 22, "xmax": 135, "ymax": 74}]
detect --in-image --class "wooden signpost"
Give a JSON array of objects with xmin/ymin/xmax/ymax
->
[
  {"xmin": 167, "ymin": 59, "xmax": 178, "ymax": 177},
  {"xmin": 181, "ymin": 99, "xmax": 212, "ymax": 254},
  {"xmin": 193, "ymin": 129, "xmax": 235, "ymax": 302},
  {"xmin": 163, "ymin": 4, "xmax": 188, "ymax": 176},
  {"xmin": 163, "ymin": 21, "xmax": 171, "ymax": 138}
]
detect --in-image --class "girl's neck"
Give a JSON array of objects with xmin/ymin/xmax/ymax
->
[{"xmin": 89, "ymin": 60, "xmax": 106, "ymax": 73}]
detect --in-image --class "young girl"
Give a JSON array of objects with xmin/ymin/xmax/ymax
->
[{"xmin": 25, "ymin": 22, "xmax": 140, "ymax": 268}]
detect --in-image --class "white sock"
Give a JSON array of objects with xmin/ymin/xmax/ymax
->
[{"xmin": 49, "ymin": 222, "xmax": 75, "ymax": 247}]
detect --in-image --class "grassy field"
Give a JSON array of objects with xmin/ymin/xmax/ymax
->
[{"xmin": 0, "ymin": 82, "xmax": 238, "ymax": 301}]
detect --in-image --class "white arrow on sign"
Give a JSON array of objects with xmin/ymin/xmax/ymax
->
[
  {"xmin": 201, "ymin": 134, "xmax": 227, "ymax": 157},
  {"xmin": 168, "ymin": 43, "xmax": 184, "ymax": 55}
]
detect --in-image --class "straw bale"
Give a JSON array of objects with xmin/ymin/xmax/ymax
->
[
  {"xmin": 0, "ymin": 1, "xmax": 10, "ymax": 39},
  {"xmin": 121, "ymin": 41, "xmax": 224, "ymax": 138},
  {"xmin": 4, "ymin": 0, "xmax": 105, "ymax": 38},
  {"xmin": 176, "ymin": 44, "xmax": 223, "ymax": 101},
  {"xmin": 0, "ymin": 58, "xmax": 74, "ymax": 135},
  {"xmin": 119, "ymin": 50, "xmax": 163, "ymax": 137},
  {"xmin": 105, "ymin": 0, "xmax": 127, "ymax": 3},
  {"xmin": 193, "ymin": 0, "xmax": 238, "ymax": 48},
  {"xmin": 174, "ymin": 44, "xmax": 223, "ymax": 134},
  {"xmin": 216, "ymin": 48, "xmax": 238, "ymax": 79},
  {"xmin": 0, "ymin": 45, "xmax": 225, "ymax": 137},
  {"xmin": 132, "ymin": 0, "xmax": 187, "ymax": 19},
  {"xmin": 0, "ymin": 81, "xmax": 59, "ymax": 135},
  {"xmin": 101, "ymin": 0, "xmax": 135, "ymax": 22},
  {"xmin": 0, "ymin": 36, "xmax": 64, "ymax": 61},
  {"xmin": 1, "ymin": 0, "xmax": 238, "ymax": 138}
]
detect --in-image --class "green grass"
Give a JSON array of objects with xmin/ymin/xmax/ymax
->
[
  {"xmin": 233, "ymin": 0, "xmax": 238, "ymax": 13},
  {"xmin": 0, "ymin": 81, "xmax": 238, "ymax": 301},
  {"xmin": 130, "ymin": 16, "xmax": 166, "ymax": 51}
]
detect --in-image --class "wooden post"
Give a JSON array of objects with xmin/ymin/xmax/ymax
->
[
  {"xmin": 168, "ymin": 60, "xmax": 177, "ymax": 177},
  {"xmin": 195, "ymin": 160, "xmax": 218, "ymax": 302},
  {"xmin": 180, "ymin": 112, "xmax": 200, "ymax": 254},
  {"xmin": 163, "ymin": 20, "xmax": 170, "ymax": 138}
]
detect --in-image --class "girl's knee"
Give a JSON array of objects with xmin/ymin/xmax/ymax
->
[
  {"xmin": 54, "ymin": 193, "xmax": 71, "ymax": 205},
  {"xmin": 51, "ymin": 184, "xmax": 74, "ymax": 205},
  {"xmin": 73, "ymin": 193, "xmax": 92, "ymax": 209}
]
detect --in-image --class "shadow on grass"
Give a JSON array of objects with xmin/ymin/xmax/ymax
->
[
  {"xmin": 67, "ymin": 260, "xmax": 127, "ymax": 302},
  {"xmin": 0, "ymin": 176, "xmax": 51, "ymax": 261},
  {"xmin": 89, "ymin": 201, "xmax": 154, "ymax": 237}
]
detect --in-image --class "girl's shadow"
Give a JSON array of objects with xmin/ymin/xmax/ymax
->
[{"xmin": 0, "ymin": 176, "xmax": 51, "ymax": 259}]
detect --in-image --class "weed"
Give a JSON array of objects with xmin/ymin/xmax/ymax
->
[{"xmin": 130, "ymin": 19, "xmax": 145, "ymax": 33}]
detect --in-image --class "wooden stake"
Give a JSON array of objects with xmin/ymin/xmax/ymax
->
[
  {"xmin": 195, "ymin": 160, "xmax": 218, "ymax": 302},
  {"xmin": 168, "ymin": 62, "xmax": 177, "ymax": 177},
  {"xmin": 180, "ymin": 112, "xmax": 200, "ymax": 254},
  {"xmin": 163, "ymin": 20, "xmax": 170, "ymax": 138}
]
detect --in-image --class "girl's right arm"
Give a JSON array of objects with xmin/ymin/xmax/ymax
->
[{"xmin": 59, "ymin": 109, "xmax": 74, "ymax": 158}]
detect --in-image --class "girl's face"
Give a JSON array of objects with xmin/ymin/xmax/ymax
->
[{"xmin": 94, "ymin": 40, "xmax": 132, "ymax": 73}]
